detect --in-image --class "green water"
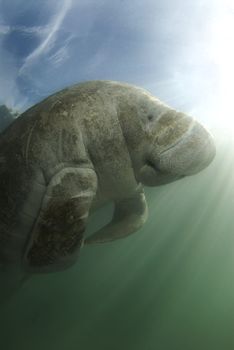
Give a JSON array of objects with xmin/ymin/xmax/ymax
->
[{"xmin": 1, "ymin": 130, "xmax": 234, "ymax": 350}]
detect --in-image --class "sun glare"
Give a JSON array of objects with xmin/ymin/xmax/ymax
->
[{"xmin": 208, "ymin": 1, "xmax": 234, "ymax": 131}]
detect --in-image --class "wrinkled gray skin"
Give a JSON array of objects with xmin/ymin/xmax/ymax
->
[{"xmin": 0, "ymin": 80, "xmax": 215, "ymax": 277}]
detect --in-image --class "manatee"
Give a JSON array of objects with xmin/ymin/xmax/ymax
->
[{"xmin": 0, "ymin": 80, "xmax": 216, "ymax": 274}]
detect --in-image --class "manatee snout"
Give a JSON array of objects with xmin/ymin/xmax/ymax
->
[
  {"xmin": 158, "ymin": 120, "xmax": 216, "ymax": 177},
  {"xmin": 139, "ymin": 113, "xmax": 216, "ymax": 186}
]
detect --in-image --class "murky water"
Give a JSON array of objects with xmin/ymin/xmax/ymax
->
[{"xmin": 0, "ymin": 129, "xmax": 234, "ymax": 350}]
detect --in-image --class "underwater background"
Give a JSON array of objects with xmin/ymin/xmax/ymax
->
[{"xmin": 1, "ymin": 1, "xmax": 234, "ymax": 349}]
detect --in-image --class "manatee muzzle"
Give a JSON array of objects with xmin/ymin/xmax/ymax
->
[
  {"xmin": 157, "ymin": 121, "xmax": 216, "ymax": 176},
  {"xmin": 140, "ymin": 120, "xmax": 216, "ymax": 186}
]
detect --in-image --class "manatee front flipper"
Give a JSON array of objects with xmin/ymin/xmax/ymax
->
[
  {"xmin": 23, "ymin": 167, "xmax": 97, "ymax": 273},
  {"xmin": 85, "ymin": 187, "xmax": 148, "ymax": 244}
]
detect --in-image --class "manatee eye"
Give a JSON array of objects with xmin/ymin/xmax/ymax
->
[{"xmin": 147, "ymin": 114, "xmax": 154, "ymax": 122}]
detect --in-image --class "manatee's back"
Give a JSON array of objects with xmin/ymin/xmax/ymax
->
[
  {"xmin": 0, "ymin": 112, "xmax": 46, "ymax": 266},
  {"xmin": 0, "ymin": 84, "xmax": 91, "ymax": 267},
  {"xmin": 0, "ymin": 82, "xmax": 98, "ymax": 266}
]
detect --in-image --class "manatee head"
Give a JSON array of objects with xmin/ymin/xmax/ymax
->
[{"xmin": 119, "ymin": 90, "xmax": 216, "ymax": 187}]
